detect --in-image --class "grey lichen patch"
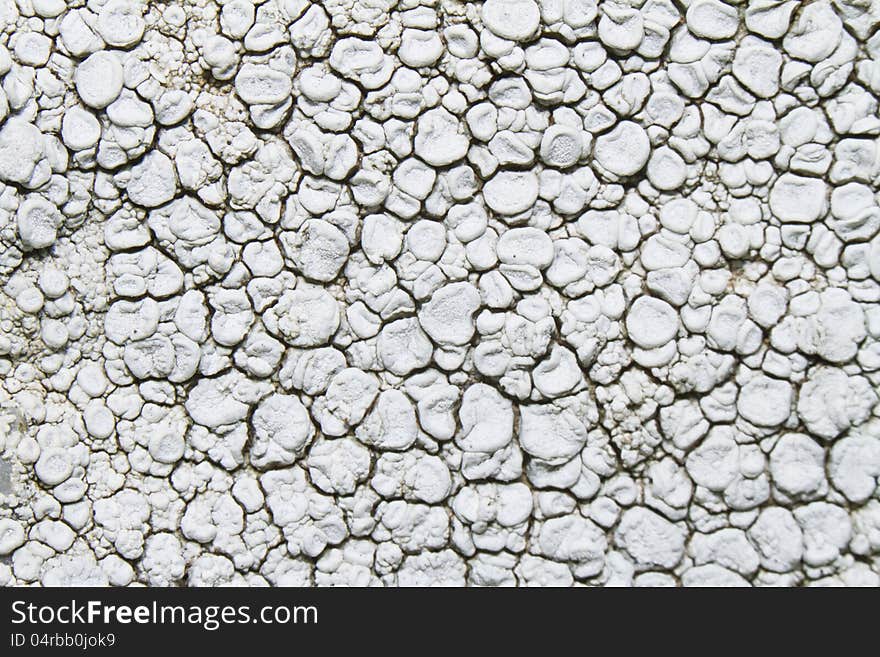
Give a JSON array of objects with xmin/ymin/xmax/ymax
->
[
  {"xmin": 0, "ymin": 0, "xmax": 878, "ymax": 589},
  {"xmin": 0, "ymin": 458, "xmax": 10, "ymax": 495}
]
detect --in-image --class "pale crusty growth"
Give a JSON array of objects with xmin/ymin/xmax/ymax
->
[{"xmin": 0, "ymin": 0, "xmax": 878, "ymax": 589}]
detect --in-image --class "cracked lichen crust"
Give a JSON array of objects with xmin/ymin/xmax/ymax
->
[{"xmin": 0, "ymin": 0, "xmax": 879, "ymax": 588}]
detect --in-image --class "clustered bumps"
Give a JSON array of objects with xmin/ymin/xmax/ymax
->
[{"xmin": 0, "ymin": 0, "xmax": 879, "ymax": 587}]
